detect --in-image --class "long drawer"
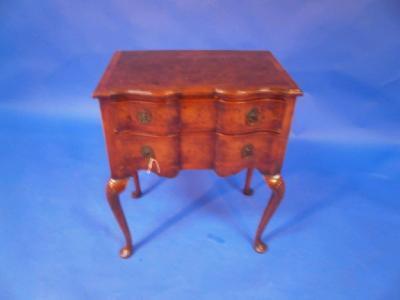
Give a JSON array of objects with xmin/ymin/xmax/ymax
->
[
  {"xmin": 109, "ymin": 131, "xmax": 281, "ymax": 178},
  {"xmin": 101, "ymin": 97, "xmax": 286, "ymax": 135}
]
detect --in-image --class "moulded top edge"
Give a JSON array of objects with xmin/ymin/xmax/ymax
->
[{"xmin": 92, "ymin": 87, "xmax": 303, "ymax": 100}]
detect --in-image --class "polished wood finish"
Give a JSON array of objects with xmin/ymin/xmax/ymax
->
[
  {"xmin": 93, "ymin": 50, "xmax": 302, "ymax": 99},
  {"xmin": 93, "ymin": 50, "xmax": 302, "ymax": 258}
]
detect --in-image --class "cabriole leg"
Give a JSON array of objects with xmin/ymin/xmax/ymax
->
[
  {"xmin": 106, "ymin": 178, "xmax": 133, "ymax": 258},
  {"xmin": 254, "ymin": 174, "xmax": 285, "ymax": 253},
  {"xmin": 243, "ymin": 167, "xmax": 254, "ymax": 196},
  {"xmin": 131, "ymin": 171, "xmax": 142, "ymax": 199}
]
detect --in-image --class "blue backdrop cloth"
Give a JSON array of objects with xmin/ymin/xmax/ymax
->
[{"xmin": 0, "ymin": 0, "xmax": 399, "ymax": 299}]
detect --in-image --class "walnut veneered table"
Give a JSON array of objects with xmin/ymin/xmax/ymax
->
[{"xmin": 93, "ymin": 50, "xmax": 302, "ymax": 258}]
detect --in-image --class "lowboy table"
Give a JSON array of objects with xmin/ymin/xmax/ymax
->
[{"xmin": 93, "ymin": 50, "xmax": 302, "ymax": 258}]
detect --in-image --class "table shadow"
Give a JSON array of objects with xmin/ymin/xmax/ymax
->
[
  {"xmin": 264, "ymin": 194, "xmax": 344, "ymax": 243},
  {"xmin": 141, "ymin": 177, "xmax": 166, "ymax": 196},
  {"xmin": 135, "ymin": 180, "xmax": 226, "ymax": 251}
]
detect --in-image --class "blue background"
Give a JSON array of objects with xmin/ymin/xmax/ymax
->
[{"xmin": 1, "ymin": 0, "xmax": 399, "ymax": 299}]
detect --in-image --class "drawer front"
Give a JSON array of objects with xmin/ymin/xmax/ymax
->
[
  {"xmin": 110, "ymin": 100, "xmax": 179, "ymax": 135},
  {"xmin": 113, "ymin": 133, "xmax": 180, "ymax": 178},
  {"xmin": 216, "ymin": 99, "xmax": 285, "ymax": 134},
  {"xmin": 215, "ymin": 132, "xmax": 280, "ymax": 176}
]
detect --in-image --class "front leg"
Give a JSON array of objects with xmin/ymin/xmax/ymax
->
[
  {"xmin": 106, "ymin": 178, "xmax": 133, "ymax": 258},
  {"xmin": 253, "ymin": 174, "xmax": 285, "ymax": 253}
]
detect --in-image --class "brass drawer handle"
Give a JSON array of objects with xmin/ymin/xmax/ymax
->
[
  {"xmin": 241, "ymin": 144, "xmax": 254, "ymax": 158},
  {"xmin": 137, "ymin": 110, "xmax": 152, "ymax": 124},
  {"xmin": 246, "ymin": 108, "xmax": 259, "ymax": 125},
  {"xmin": 141, "ymin": 145, "xmax": 154, "ymax": 159}
]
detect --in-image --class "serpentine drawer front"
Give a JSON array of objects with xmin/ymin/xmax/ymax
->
[{"xmin": 93, "ymin": 50, "xmax": 302, "ymax": 258}]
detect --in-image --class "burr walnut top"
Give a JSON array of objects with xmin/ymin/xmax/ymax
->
[{"xmin": 93, "ymin": 50, "xmax": 302, "ymax": 99}]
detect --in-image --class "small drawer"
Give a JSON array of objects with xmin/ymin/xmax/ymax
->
[
  {"xmin": 113, "ymin": 133, "xmax": 180, "ymax": 178},
  {"xmin": 216, "ymin": 99, "xmax": 285, "ymax": 134},
  {"xmin": 110, "ymin": 100, "xmax": 179, "ymax": 135},
  {"xmin": 215, "ymin": 132, "xmax": 280, "ymax": 176}
]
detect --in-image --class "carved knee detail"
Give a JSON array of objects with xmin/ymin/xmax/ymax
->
[
  {"xmin": 266, "ymin": 174, "xmax": 285, "ymax": 196},
  {"xmin": 107, "ymin": 178, "xmax": 128, "ymax": 195}
]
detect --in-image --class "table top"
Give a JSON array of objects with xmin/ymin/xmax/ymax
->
[{"xmin": 93, "ymin": 50, "xmax": 302, "ymax": 99}]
